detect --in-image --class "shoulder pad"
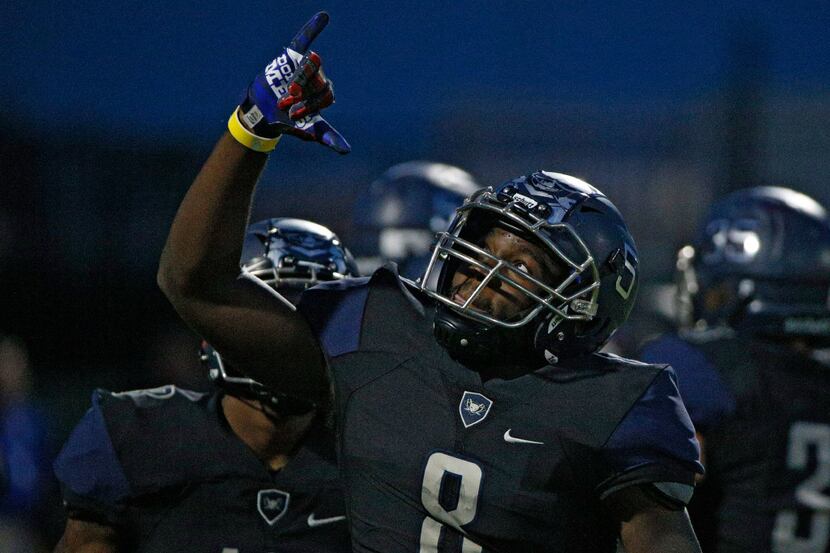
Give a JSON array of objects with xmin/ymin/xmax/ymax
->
[
  {"xmin": 94, "ymin": 387, "xmax": 262, "ymax": 495},
  {"xmin": 640, "ymin": 333, "xmax": 738, "ymax": 430},
  {"xmin": 600, "ymin": 367, "xmax": 704, "ymax": 492},
  {"xmin": 298, "ymin": 277, "xmax": 372, "ymax": 358},
  {"xmin": 54, "ymin": 391, "xmax": 132, "ymax": 508},
  {"xmin": 530, "ymin": 353, "xmax": 663, "ymax": 449}
]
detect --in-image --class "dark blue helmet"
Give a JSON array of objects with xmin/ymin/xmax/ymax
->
[
  {"xmin": 420, "ymin": 171, "xmax": 638, "ymax": 367},
  {"xmin": 353, "ymin": 161, "xmax": 481, "ymax": 278},
  {"xmin": 240, "ymin": 218, "xmax": 358, "ymax": 303},
  {"xmin": 676, "ymin": 186, "xmax": 830, "ymax": 344},
  {"xmin": 204, "ymin": 218, "xmax": 358, "ymax": 415}
]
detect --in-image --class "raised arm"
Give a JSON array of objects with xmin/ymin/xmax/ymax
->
[{"xmin": 157, "ymin": 12, "xmax": 349, "ymax": 404}]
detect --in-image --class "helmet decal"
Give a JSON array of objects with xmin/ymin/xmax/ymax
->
[{"xmin": 613, "ymin": 244, "xmax": 638, "ymax": 300}]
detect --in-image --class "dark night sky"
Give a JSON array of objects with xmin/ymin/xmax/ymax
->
[{"xmin": 3, "ymin": 0, "xmax": 829, "ymax": 144}]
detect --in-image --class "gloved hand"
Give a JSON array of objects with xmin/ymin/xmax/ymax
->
[{"xmin": 237, "ymin": 12, "xmax": 350, "ymax": 154}]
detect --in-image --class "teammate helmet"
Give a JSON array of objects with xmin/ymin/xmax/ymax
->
[
  {"xmin": 240, "ymin": 218, "xmax": 358, "ymax": 304},
  {"xmin": 353, "ymin": 161, "xmax": 481, "ymax": 278},
  {"xmin": 204, "ymin": 218, "xmax": 358, "ymax": 415},
  {"xmin": 676, "ymin": 186, "xmax": 830, "ymax": 343},
  {"xmin": 420, "ymin": 171, "xmax": 638, "ymax": 366}
]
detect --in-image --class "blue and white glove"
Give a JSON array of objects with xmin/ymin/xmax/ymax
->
[{"xmin": 235, "ymin": 12, "xmax": 350, "ymax": 154}]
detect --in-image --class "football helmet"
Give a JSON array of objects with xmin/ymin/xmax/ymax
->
[
  {"xmin": 205, "ymin": 218, "xmax": 358, "ymax": 415},
  {"xmin": 420, "ymin": 171, "xmax": 639, "ymax": 367},
  {"xmin": 353, "ymin": 161, "xmax": 481, "ymax": 278},
  {"xmin": 676, "ymin": 186, "xmax": 830, "ymax": 344},
  {"xmin": 240, "ymin": 218, "xmax": 358, "ymax": 304}
]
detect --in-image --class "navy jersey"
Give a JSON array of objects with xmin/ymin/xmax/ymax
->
[
  {"xmin": 298, "ymin": 267, "xmax": 702, "ymax": 553},
  {"xmin": 53, "ymin": 386, "xmax": 349, "ymax": 553},
  {"xmin": 641, "ymin": 331, "xmax": 830, "ymax": 553}
]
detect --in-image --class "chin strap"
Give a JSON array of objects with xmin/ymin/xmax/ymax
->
[{"xmin": 432, "ymin": 305, "xmax": 544, "ymax": 372}]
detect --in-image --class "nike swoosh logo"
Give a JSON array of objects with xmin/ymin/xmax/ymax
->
[
  {"xmin": 503, "ymin": 428, "xmax": 544, "ymax": 445},
  {"xmin": 307, "ymin": 513, "xmax": 346, "ymax": 527}
]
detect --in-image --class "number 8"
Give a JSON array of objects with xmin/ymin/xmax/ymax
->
[{"xmin": 419, "ymin": 452, "xmax": 483, "ymax": 553}]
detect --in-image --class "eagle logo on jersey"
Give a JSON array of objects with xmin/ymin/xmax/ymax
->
[
  {"xmin": 459, "ymin": 391, "xmax": 493, "ymax": 428},
  {"xmin": 257, "ymin": 489, "xmax": 290, "ymax": 525}
]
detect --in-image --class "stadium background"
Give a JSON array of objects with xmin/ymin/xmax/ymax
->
[{"xmin": 2, "ymin": 0, "xmax": 830, "ymax": 548}]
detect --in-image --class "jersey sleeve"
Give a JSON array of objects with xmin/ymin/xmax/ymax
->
[
  {"xmin": 596, "ymin": 366, "xmax": 704, "ymax": 506},
  {"xmin": 639, "ymin": 334, "xmax": 736, "ymax": 432},
  {"xmin": 53, "ymin": 391, "xmax": 131, "ymax": 524},
  {"xmin": 296, "ymin": 277, "xmax": 371, "ymax": 359}
]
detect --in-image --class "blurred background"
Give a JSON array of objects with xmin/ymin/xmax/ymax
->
[{"xmin": 2, "ymin": 0, "xmax": 830, "ymax": 547}]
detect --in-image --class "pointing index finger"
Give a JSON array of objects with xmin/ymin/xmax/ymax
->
[{"xmin": 289, "ymin": 12, "xmax": 329, "ymax": 54}]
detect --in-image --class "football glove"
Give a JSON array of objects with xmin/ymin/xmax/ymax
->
[{"xmin": 237, "ymin": 12, "xmax": 350, "ymax": 154}]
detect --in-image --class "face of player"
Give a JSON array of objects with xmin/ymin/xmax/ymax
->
[{"xmin": 449, "ymin": 227, "xmax": 564, "ymax": 321}]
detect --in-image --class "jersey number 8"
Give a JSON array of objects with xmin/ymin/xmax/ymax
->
[{"xmin": 420, "ymin": 452, "xmax": 484, "ymax": 553}]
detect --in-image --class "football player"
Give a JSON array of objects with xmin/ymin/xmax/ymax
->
[
  {"xmin": 53, "ymin": 218, "xmax": 355, "ymax": 552},
  {"xmin": 157, "ymin": 12, "xmax": 704, "ymax": 552},
  {"xmin": 639, "ymin": 186, "xmax": 830, "ymax": 553},
  {"xmin": 352, "ymin": 161, "xmax": 482, "ymax": 278}
]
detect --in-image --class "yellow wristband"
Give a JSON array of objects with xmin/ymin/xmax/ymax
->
[{"xmin": 227, "ymin": 108, "xmax": 281, "ymax": 153}]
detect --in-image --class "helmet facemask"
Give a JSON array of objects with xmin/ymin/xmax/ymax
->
[{"xmin": 242, "ymin": 255, "xmax": 350, "ymax": 304}]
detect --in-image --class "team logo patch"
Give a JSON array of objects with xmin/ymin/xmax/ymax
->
[
  {"xmin": 458, "ymin": 391, "xmax": 493, "ymax": 428},
  {"xmin": 257, "ymin": 489, "xmax": 290, "ymax": 525}
]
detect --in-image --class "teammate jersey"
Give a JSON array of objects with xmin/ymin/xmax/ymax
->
[
  {"xmin": 53, "ymin": 386, "xmax": 349, "ymax": 553},
  {"xmin": 297, "ymin": 266, "xmax": 703, "ymax": 553},
  {"xmin": 641, "ymin": 331, "xmax": 830, "ymax": 553}
]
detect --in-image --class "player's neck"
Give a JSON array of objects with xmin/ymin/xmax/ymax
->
[{"xmin": 221, "ymin": 395, "xmax": 315, "ymax": 471}]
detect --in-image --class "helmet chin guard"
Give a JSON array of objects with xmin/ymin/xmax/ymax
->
[
  {"xmin": 420, "ymin": 171, "xmax": 639, "ymax": 367},
  {"xmin": 432, "ymin": 303, "xmax": 543, "ymax": 370}
]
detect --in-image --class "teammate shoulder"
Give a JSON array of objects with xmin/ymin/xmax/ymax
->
[
  {"xmin": 55, "ymin": 385, "xmax": 211, "ymax": 480},
  {"xmin": 639, "ymin": 330, "xmax": 732, "ymax": 377},
  {"xmin": 93, "ymin": 385, "xmax": 215, "ymax": 445},
  {"xmin": 56, "ymin": 385, "xmax": 253, "ymax": 506},
  {"xmin": 53, "ymin": 389, "xmax": 134, "ymax": 517}
]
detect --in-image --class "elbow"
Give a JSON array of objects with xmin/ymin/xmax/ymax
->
[
  {"xmin": 157, "ymin": 260, "xmax": 181, "ymax": 303},
  {"xmin": 156, "ymin": 262, "xmax": 174, "ymax": 298},
  {"xmin": 157, "ymin": 252, "xmax": 192, "ymax": 306}
]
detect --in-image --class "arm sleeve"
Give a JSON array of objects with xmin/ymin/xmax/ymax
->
[
  {"xmin": 639, "ymin": 334, "xmax": 736, "ymax": 433},
  {"xmin": 597, "ymin": 367, "xmax": 705, "ymax": 505},
  {"xmin": 53, "ymin": 392, "xmax": 131, "ymax": 525},
  {"xmin": 296, "ymin": 277, "xmax": 370, "ymax": 359}
]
